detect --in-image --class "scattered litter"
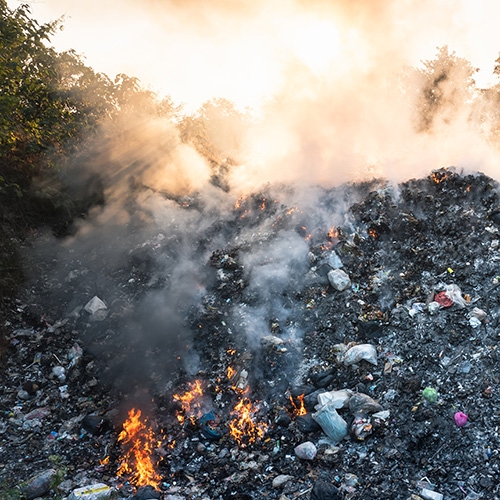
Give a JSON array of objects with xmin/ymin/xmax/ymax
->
[{"xmin": 67, "ymin": 483, "xmax": 113, "ymax": 500}]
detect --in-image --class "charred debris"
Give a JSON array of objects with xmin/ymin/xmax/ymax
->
[{"xmin": 2, "ymin": 168, "xmax": 500, "ymax": 499}]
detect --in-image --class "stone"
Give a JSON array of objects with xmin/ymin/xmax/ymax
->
[
  {"xmin": 272, "ymin": 475, "xmax": 294, "ymax": 489},
  {"xmin": 327, "ymin": 269, "xmax": 351, "ymax": 291}
]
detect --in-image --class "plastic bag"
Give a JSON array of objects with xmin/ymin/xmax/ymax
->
[
  {"xmin": 312, "ymin": 401, "xmax": 348, "ymax": 443},
  {"xmin": 316, "ymin": 389, "xmax": 353, "ymax": 409},
  {"xmin": 344, "ymin": 344, "xmax": 378, "ymax": 366},
  {"xmin": 443, "ymin": 283, "xmax": 467, "ymax": 308}
]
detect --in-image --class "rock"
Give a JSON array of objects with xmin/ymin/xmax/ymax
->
[
  {"xmin": 22, "ymin": 381, "xmax": 40, "ymax": 395},
  {"xmin": 294, "ymin": 441, "xmax": 317, "ymax": 460},
  {"xmin": 327, "ymin": 269, "xmax": 351, "ymax": 291},
  {"xmin": 83, "ymin": 296, "xmax": 107, "ymax": 315},
  {"xmin": 23, "ymin": 469, "xmax": 56, "ymax": 500},
  {"xmin": 272, "ymin": 474, "xmax": 294, "ymax": 488},
  {"xmin": 57, "ymin": 479, "xmax": 74, "ymax": 495}
]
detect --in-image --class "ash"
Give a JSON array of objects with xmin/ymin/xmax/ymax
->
[{"xmin": 1, "ymin": 168, "xmax": 500, "ymax": 500}]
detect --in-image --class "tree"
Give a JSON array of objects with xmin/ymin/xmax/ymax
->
[{"xmin": 410, "ymin": 46, "xmax": 477, "ymax": 133}]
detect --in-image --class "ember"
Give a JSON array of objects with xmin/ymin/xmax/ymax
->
[
  {"xmin": 117, "ymin": 409, "xmax": 161, "ymax": 489},
  {"xmin": 229, "ymin": 396, "xmax": 268, "ymax": 447},
  {"xmin": 173, "ymin": 380, "xmax": 203, "ymax": 424},
  {"xmin": 431, "ymin": 169, "xmax": 450, "ymax": 183}
]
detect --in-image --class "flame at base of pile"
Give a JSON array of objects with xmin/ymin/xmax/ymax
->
[
  {"xmin": 117, "ymin": 409, "xmax": 161, "ymax": 489},
  {"xmin": 229, "ymin": 396, "xmax": 268, "ymax": 447}
]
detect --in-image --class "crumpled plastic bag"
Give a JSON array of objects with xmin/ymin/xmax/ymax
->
[
  {"xmin": 316, "ymin": 389, "xmax": 353, "ymax": 409},
  {"xmin": 443, "ymin": 284, "xmax": 467, "ymax": 308},
  {"xmin": 344, "ymin": 344, "xmax": 378, "ymax": 366}
]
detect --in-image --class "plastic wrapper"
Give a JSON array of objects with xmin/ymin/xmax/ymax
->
[
  {"xmin": 294, "ymin": 441, "xmax": 317, "ymax": 460},
  {"xmin": 348, "ymin": 393, "xmax": 383, "ymax": 416},
  {"xmin": 428, "ymin": 301, "xmax": 442, "ymax": 314},
  {"xmin": 443, "ymin": 283, "xmax": 467, "ymax": 308},
  {"xmin": 67, "ymin": 484, "xmax": 113, "ymax": 500},
  {"xmin": 312, "ymin": 401, "xmax": 348, "ymax": 443},
  {"xmin": 316, "ymin": 389, "xmax": 353, "ymax": 409},
  {"xmin": 351, "ymin": 417, "xmax": 372, "ymax": 440},
  {"xmin": 344, "ymin": 344, "xmax": 377, "ymax": 366},
  {"xmin": 199, "ymin": 411, "xmax": 223, "ymax": 440}
]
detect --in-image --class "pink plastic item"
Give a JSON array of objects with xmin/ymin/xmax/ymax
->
[{"xmin": 454, "ymin": 411, "xmax": 468, "ymax": 427}]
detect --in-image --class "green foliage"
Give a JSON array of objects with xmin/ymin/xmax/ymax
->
[
  {"xmin": 0, "ymin": 3, "xmax": 120, "ymax": 169},
  {"xmin": 0, "ymin": 480, "xmax": 21, "ymax": 500}
]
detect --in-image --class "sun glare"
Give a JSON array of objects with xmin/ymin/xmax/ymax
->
[{"xmin": 285, "ymin": 18, "xmax": 341, "ymax": 74}]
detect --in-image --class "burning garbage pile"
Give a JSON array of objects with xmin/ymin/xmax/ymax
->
[{"xmin": 2, "ymin": 168, "xmax": 500, "ymax": 499}]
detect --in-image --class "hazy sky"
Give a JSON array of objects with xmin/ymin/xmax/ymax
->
[{"xmin": 7, "ymin": 0, "xmax": 500, "ymax": 111}]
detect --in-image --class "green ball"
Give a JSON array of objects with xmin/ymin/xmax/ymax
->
[{"xmin": 422, "ymin": 387, "xmax": 438, "ymax": 402}]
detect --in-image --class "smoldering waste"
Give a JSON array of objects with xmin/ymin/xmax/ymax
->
[{"xmin": 1, "ymin": 168, "xmax": 500, "ymax": 499}]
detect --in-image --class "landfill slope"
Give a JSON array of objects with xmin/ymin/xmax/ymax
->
[{"xmin": 1, "ymin": 168, "xmax": 499, "ymax": 499}]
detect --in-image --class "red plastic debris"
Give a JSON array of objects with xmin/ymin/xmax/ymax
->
[{"xmin": 434, "ymin": 291, "xmax": 453, "ymax": 307}]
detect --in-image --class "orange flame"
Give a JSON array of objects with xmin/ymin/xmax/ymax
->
[
  {"xmin": 368, "ymin": 229, "xmax": 378, "ymax": 239},
  {"xmin": 234, "ymin": 194, "xmax": 249, "ymax": 210},
  {"xmin": 328, "ymin": 226, "xmax": 339, "ymax": 239},
  {"xmin": 117, "ymin": 409, "xmax": 161, "ymax": 489},
  {"xmin": 227, "ymin": 366, "xmax": 235, "ymax": 379},
  {"xmin": 229, "ymin": 397, "xmax": 268, "ymax": 447},
  {"xmin": 289, "ymin": 394, "xmax": 307, "ymax": 416},
  {"xmin": 173, "ymin": 380, "xmax": 203, "ymax": 424},
  {"xmin": 431, "ymin": 170, "xmax": 449, "ymax": 183}
]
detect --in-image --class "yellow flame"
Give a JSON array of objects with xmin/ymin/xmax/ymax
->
[{"xmin": 117, "ymin": 409, "xmax": 160, "ymax": 489}]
